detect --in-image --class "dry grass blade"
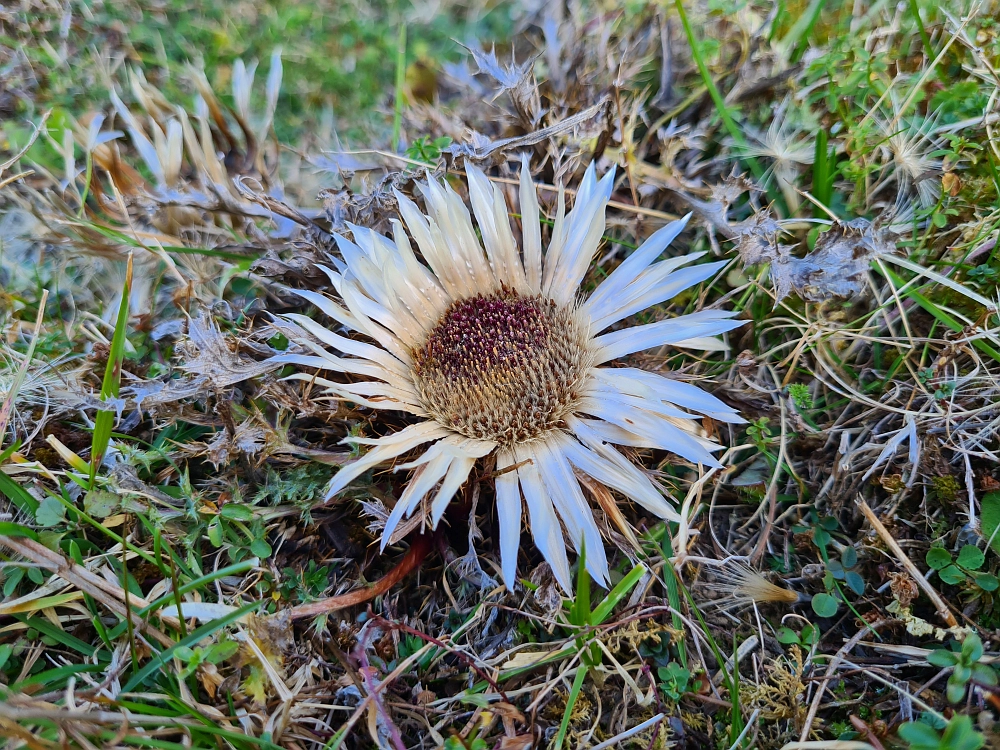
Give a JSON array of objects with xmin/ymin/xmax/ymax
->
[
  {"xmin": 0, "ymin": 534, "xmax": 175, "ymax": 647},
  {"xmin": 0, "ymin": 290, "xmax": 48, "ymax": 449}
]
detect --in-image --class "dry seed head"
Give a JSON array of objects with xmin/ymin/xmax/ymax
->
[
  {"xmin": 411, "ymin": 289, "xmax": 593, "ymax": 446},
  {"xmin": 709, "ymin": 562, "xmax": 800, "ymax": 611}
]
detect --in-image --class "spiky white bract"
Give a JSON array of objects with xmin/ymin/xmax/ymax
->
[{"xmin": 275, "ymin": 158, "xmax": 745, "ymax": 592}]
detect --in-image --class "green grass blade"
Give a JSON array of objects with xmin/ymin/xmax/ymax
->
[
  {"xmin": 159, "ymin": 696, "xmax": 284, "ymax": 750},
  {"xmin": 553, "ymin": 665, "xmax": 588, "ymax": 750},
  {"xmin": 90, "ymin": 253, "xmax": 133, "ymax": 484},
  {"xmin": 572, "ymin": 541, "xmax": 590, "ymax": 627},
  {"xmin": 590, "ymin": 563, "xmax": 647, "ymax": 626},
  {"xmin": 391, "ymin": 20, "xmax": 406, "ymax": 152},
  {"xmin": 672, "ymin": 0, "xmax": 782, "ymax": 210},
  {"xmin": 730, "ymin": 637, "xmax": 745, "ymax": 747},
  {"xmin": 656, "ymin": 527, "xmax": 689, "ymax": 669},
  {"xmin": 670, "ymin": 564, "xmax": 736, "ymax": 695},
  {"xmin": 0, "ymin": 521, "xmax": 40, "ymax": 540},
  {"xmin": 134, "ymin": 513, "xmax": 195, "ymax": 580},
  {"xmin": 812, "ymin": 129, "xmax": 828, "ymax": 205},
  {"xmin": 812, "ymin": 128, "xmax": 836, "ymax": 217},
  {"xmin": 18, "ymin": 615, "xmax": 101, "ymax": 657},
  {"xmin": 123, "ymin": 559, "xmax": 258, "ymax": 622},
  {"xmin": 11, "ymin": 662, "xmax": 106, "ymax": 691},
  {"xmin": 95, "ymin": 731, "xmax": 272, "ymax": 750},
  {"xmin": 783, "ymin": 0, "xmax": 826, "ymax": 64},
  {"xmin": 121, "ymin": 600, "xmax": 260, "ymax": 693},
  {"xmin": 0, "ymin": 473, "xmax": 39, "ymax": 513},
  {"xmin": 880, "ymin": 266, "xmax": 1000, "ymax": 364},
  {"xmin": 0, "ymin": 441, "xmax": 21, "ymax": 464},
  {"xmin": 908, "ymin": 0, "xmax": 933, "ymax": 59},
  {"xmin": 96, "ymin": 734, "xmax": 193, "ymax": 750}
]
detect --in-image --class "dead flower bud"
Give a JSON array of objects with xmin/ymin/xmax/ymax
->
[
  {"xmin": 942, "ymin": 171, "xmax": 961, "ymax": 196},
  {"xmin": 889, "ymin": 571, "xmax": 919, "ymax": 609},
  {"xmin": 878, "ymin": 473, "xmax": 905, "ymax": 493},
  {"xmin": 736, "ymin": 349, "xmax": 757, "ymax": 371}
]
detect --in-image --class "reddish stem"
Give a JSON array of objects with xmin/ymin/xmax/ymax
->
[
  {"xmin": 288, "ymin": 532, "xmax": 433, "ymax": 620},
  {"xmin": 849, "ymin": 715, "xmax": 887, "ymax": 750},
  {"xmin": 370, "ymin": 615, "xmax": 511, "ymax": 703}
]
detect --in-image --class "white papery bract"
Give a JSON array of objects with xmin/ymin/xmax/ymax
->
[{"xmin": 274, "ymin": 158, "xmax": 745, "ymax": 591}]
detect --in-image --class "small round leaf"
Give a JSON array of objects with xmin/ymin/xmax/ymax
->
[
  {"xmin": 897, "ymin": 721, "xmax": 941, "ymax": 746},
  {"xmin": 927, "ymin": 649, "xmax": 959, "ymax": 667},
  {"xmin": 973, "ymin": 573, "xmax": 999, "ymax": 592},
  {"xmin": 841, "ymin": 546, "xmax": 857, "ymax": 568},
  {"xmin": 811, "ymin": 593, "xmax": 839, "ymax": 618},
  {"xmin": 954, "ymin": 664, "xmax": 973, "ymax": 684},
  {"xmin": 942, "ymin": 714, "xmax": 986, "ymax": 750},
  {"xmin": 220, "ymin": 504, "xmax": 255, "ymax": 521},
  {"xmin": 962, "ymin": 633, "xmax": 984, "ymax": 663},
  {"xmin": 939, "ymin": 564, "xmax": 967, "ymax": 585},
  {"xmin": 776, "ymin": 627, "xmax": 799, "ymax": 645},
  {"xmin": 926, "ymin": 547, "xmax": 953, "ymax": 570},
  {"xmin": 972, "ymin": 663, "xmax": 998, "ymax": 686},
  {"xmin": 845, "ymin": 571, "xmax": 866, "ymax": 596},
  {"xmin": 84, "ymin": 489, "xmax": 120, "ymax": 519},
  {"xmin": 35, "ymin": 497, "xmax": 66, "ymax": 528},
  {"xmin": 947, "ymin": 674, "xmax": 968, "ymax": 704},
  {"xmin": 207, "ymin": 519, "xmax": 223, "ymax": 548},
  {"xmin": 957, "ymin": 545, "xmax": 986, "ymax": 571},
  {"xmin": 250, "ymin": 538, "xmax": 272, "ymax": 558}
]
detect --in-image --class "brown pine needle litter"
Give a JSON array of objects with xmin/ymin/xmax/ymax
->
[{"xmin": 3, "ymin": 1, "xmax": 1000, "ymax": 749}]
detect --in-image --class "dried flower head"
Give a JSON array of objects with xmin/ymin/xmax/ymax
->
[
  {"xmin": 874, "ymin": 95, "xmax": 944, "ymax": 208},
  {"xmin": 275, "ymin": 158, "xmax": 745, "ymax": 591},
  {"xmin": 740, "ymin": 99, "xmax": 815, "ymax": 212},
  {"xmin": 707, "ymin": 561, "xmax": 800, "ymax": 611}
]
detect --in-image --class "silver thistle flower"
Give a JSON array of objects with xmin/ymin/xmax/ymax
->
[{"xmin": 275, "ymin": 158, "xmax": 745, "ymax": 591}]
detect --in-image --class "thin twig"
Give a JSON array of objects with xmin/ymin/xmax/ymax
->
[
  {"xmin": 857, "ymin": 498, "xmax": 959, "ymax": 628},
  {"xmin": 798, "ymin": 619, "xmax": 890, "ymax": 743}
]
